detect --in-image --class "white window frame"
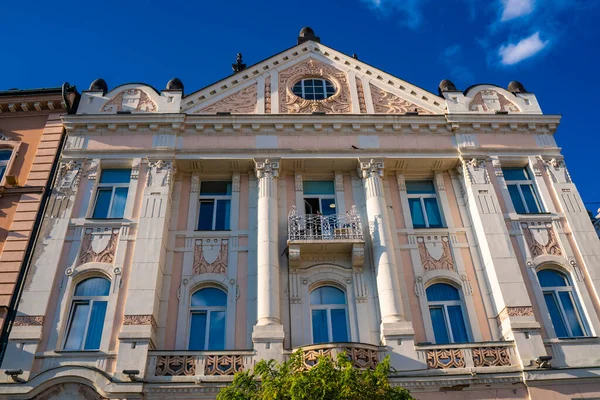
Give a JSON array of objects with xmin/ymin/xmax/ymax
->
[
  {"xmin": 187, "ymin": 289, "xmax": 227, "ymax": 350},
  {"xmin": 540, "ymin": 271, "xmax": 588, "ymax": 338},
  {"xmin": 91, "ymin": 169, "xmax": 131, "ymax": 219},
  {"xmin": 504, "ymin": 167, "xmax": 544, "ymax": 214},
  {"xmin": 427, "ymin": 297, "xmax": 468, "ymax": 344},
  {"xmin": 309, "ymin": 286, "xmax": 349, "ymax": 344},
  {"xmin": 0, "ymin": 150, "xmax": 12, "ymax": 183},
  {"xmin": 292, "ymin": 79, "xmax": 335, "ymax": 100},
  {"xmin": 63, "ymin": 279, "xmax": 110, "ymax": 351},
  {"xmin": 406, "ymin": 181, "xmax": 444, "ymax": 228},
  {"xmin": 197, "ymin": 181, "xmax": 232, "ymax": 231}
]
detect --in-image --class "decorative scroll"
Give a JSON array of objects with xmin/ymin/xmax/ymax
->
[
  {"xmin": 78, "ymin": 228, "xmax": 120, "ymax": 265},
  {"xmin": 355, "ymin": 77, "xmax": 367, "ymax": 113},
  {"xmin": 497, "ymin": 306, "xmax": 534, "ymax": 325},
  {"xmin": 345, "ymin": 347, "xmax": 378, "ymax": 369},
  {"xmin": 279, "ymin": 58, "xmax": 351, "ymax": 114},
  {"xmin": 123, "ymin": 315, "xmax": 157, "ymax": 329},
  {"xmin": 426, "ymin": 348, "xmax": 465, "ymax": 369},
  {"xmin": 13, "ymin": 315, "xmax": 44, "ymax": 326},
  {"xmin": 196, "ymin": 84, "xmax": 257, "ymax": 114},
  {"xmin": 193, "ymin": 239, "xmax": 228, "ymax": 275},
  {"xmin": 155, "ymin": 355, "xmax": 196, "ymax": 376},
  {"xmin": 469, "ymin": 90, "xmax": 519, "ymax": 113},
  {"xmin": 521, "ymin": 222, "xmax": 562, "ymax": 258},
  {"xmin": 472, "ymin": 347, "xmax": 512, "ymax": 367},
  {"xmin": 101, "ymin": 89, "xmax": 157, "ymax": 113},
  {"xmin": 204, "ymin": 355, "xmax": 245, "ymax": 376},
  {"xmin": 370, "ymin": 84, "xmax": 431, "ymax": 114},
  {"xmin": 264, "ymin": 76, "xmax": 271, "ymax": 113},
  {"xmin": 417, "ymin": 236, "xmax": 454, "ymax": 271}
]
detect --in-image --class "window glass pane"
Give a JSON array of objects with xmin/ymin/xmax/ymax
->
[
  {"xmin": 502, "ymin": 168, "xmax": 528, "ymax": 181},
  {"xmin": 64, "ymin": 302, "xmax": 90, "ymax": 350},
  {"xmin": 448, "ymin": 306, "xmax": 469, "ymax": 343},
  {"xmin": 429, "ymin": 307, "xmax": 450, "ymax": 344},
  {"xmin": 424, "ymin": 198, "xmax": 443, "ymax": 227},
  {"xmin": 0, "ymin": 151, "xmax": 11, "ymax": 161},
  {"xmin": 426, "ymin": 283, "xmax": 460, "ymax": 301},
  {"xmin": 215, "ymin": 200, "xmax": 231, "ymax": 230},
  {"xmin": 406, "ymin": 180, "xmax": 436, "ymax": 194},
  {"xmin": 303, "ymin": 181, "xmax": 335, "ymax": 195},
  {"xmin": 92, "ymin": 188, "xmax": 112, "ymax": 218},
  {"xmin": 544, "ymin": 292, "xmax": 569, "ymax": 337},
  {"xmin": 191, "ymin": 288, "xmax": 227, "ymax": 307},
  {"xmin": 507, "ymin": 185, "xmax": 526, "ymax": 214},
  {"xmin": 75, "ymin": 277, "xmax": 110, "ymax": 296},
  {"xmin": 0, "ymin": 166, "xmax": 6, "ymax": 181},
  {"xmin": 312, "ymin": 310, "xmax": 329, "ymax": 344},
  {"xmin": 521, "ymin": 184, "xmax": 541, "ymax": 213},
  {"xmin": 84, "ymin": 301, "xmax": 107, "ymax": 350},
  {"xmin": 198, "ymin": 200, "xmax": 215, "ymax": 230},
  {"xmin": 189, "ymin": 312, "xmax": 207, "ymax": 350},
  {"xmin": 200, "ymin": 181, "xmax": 232, "ymax": 196},
  {"xmin": 109, "ymin": 187, "xmax": 128, "ymax": 218},
  {"xmin": 310, "ymin": 286, "xmax": 346, "ymax": 305},
  {"xmin": 321, "ymin": 198, "xmax": 336, "ymax": 216},
  {"xmin": 537, "ymin": 270, "xmax": 568, "ymax": 287},
  {"xmin": 100, "ymin": 169, "xmax": 131, "ymax": 184},
  {"xmin": 558, "ymin": 291, "xmax": 585, "ymax": 337},
  {"xmin": 408, "ymin": 198, "xmax": 426, "ymax": 228},
  {"xmin": 330, "ymin": 309, "xmax": 349, "ymax": 342},
  {"xmin": 208, "ymin": 311, "xmax": 226, "ymax": 350}
]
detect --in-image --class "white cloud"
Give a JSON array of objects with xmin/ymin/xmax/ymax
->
[
  {"xmin": 360, "ymin": 0, "xmax": 426, "ymax": 28},
  {"xmin": 501, "ymin": 0, "xmax": 535, "ymax": 21},
  {"xmin": 444, "ymin": 44, "xmax": 461, "ymax": 58},
  {"xmin": 498, "ymin": 32, "xmax": 549, "ymax": 65}
]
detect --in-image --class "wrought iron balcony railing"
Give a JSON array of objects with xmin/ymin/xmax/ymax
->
[{"xmin": 288, "ymin": 205, "xmax": 363, "ymax": 241}]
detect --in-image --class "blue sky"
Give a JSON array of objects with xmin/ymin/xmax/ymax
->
[{"xmin": 2, "ymin": 0, "xmax": 599, "ymax": 211}]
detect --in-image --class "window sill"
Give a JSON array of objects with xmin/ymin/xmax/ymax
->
[
  {"xmin": 194, "ymin": 230, "xmax": 231, "ymax": 232},
  {"xmin": 543, "ymin": 336, "xmax": 599, "ymax": 344},
  {"xmin": 38, "ymin": 349, "xmax": 117, "ymax": 358}
]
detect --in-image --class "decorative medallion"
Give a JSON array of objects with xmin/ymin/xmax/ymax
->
[
  {"xmin": 196, "ymin": 84, "xmax": 257, "ymax": 114},
  {"xmin": 370, "ymin": 84, "xmax": 432, "ymax": 114},
  {"xmin": 193, "ymin": 239, "xmax": 228, "ymax": 275},
  {"xmin": 469, "ymin": 90, "xmax": 519, "ymax": 113},
  {"xmin": 417, "ymin": 236, "xmax": 454, "ymax": 271},
  {"xmin": 278, "ymin": 58, "xmax": 351, "ymax": 114},
  {"xmin": 78, "ymin": 228, "xmax": 120, "ymax": 265},
  {"xmin": 521, "ymin": 222, "xmax": 562, "ymax": 258},
  {"xmin": 101, "ymin": 89, "xmax": 157, "ymax": 113}
]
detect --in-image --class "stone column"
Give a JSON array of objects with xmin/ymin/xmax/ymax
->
[
  {"xmin": 359, "ymin": 159, "xmax": 419, "ymax": 370},
  {"xmin": 252, "ymin": 159, "xmax": 284, "ymax": 361}
]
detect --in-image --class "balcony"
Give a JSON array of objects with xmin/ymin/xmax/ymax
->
[
  {"xmin": 416, "ymin": 341, "xmax": 519, "ymax": 371},
  {"xmin": 291, "ymin": 342, "xmax": 383, "ymax": 370},
  {"xmin": 147, "ymin": 350, "xmax": 255, "ymax": 381},
  {"xmin": 287, "ymin": 206, "xmax": 364, "ymax": 267}
]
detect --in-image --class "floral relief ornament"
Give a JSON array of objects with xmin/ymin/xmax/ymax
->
[
  {"xmin": 193, "ymin": 239, "xmax": 228, "ymax": 275},
  {"xmin": 101, "ymin": 89, "xmax": 157, "ymax": 113},
  {"xmin": 521, "ymin": 222, "xmax": 562, "ymax": 258},
  {"xmin": 417, "ymin": 236, "xmax": 455, "ymax": 271},
  {"xmin": 196, "ymin": 84, "xmax": 257, "ymax": 114},
  {"xmin": 469, "ymin": 90, "xmax": 519, "ymax": 113},
  {"xmin": 370, "ymin": 84, "xmax": 431, "ymax": 114},
  {"xmin": 78, "ymin": 228, "xmax": 120, "ymax": 265}
]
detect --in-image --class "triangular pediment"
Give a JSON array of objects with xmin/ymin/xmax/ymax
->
[{"xmin": 183, "ymin": 42, "xmax": 445, "ymax": 115}]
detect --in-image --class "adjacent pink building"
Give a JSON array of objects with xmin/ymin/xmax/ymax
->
[{"xmin": 1, "ymin": 29, "xmax": 600, "ymax": 399}]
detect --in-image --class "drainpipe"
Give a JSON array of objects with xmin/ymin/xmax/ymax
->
[{"xmin": 0, "ymin": 82, "xmax": 77, "ymax": 364}]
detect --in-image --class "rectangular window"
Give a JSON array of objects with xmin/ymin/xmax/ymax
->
[
  {"xmin": 91, "ymin": 169, "xmax": 131, "ymax": 219},
  {"xmin": 64, "ymin": 300, "xmax": 107, "ymax": 350},
  {"xmin": 503, "ymin": 167, "xmax": 543, "ymax": 214},
  {"xmin": 303, "ymin": 181, "xmax": 336, "ymax": 216},
  {"xmin": 406, "ymin": 180, "xmax": 444, "ymax": 228},
  {"xmin": 0, "ymin": 150, "xmax": 12, "ymax": 183},
  {"xmin": 198, "ymin": 181, "xmax": 231, "ymax": 231}
]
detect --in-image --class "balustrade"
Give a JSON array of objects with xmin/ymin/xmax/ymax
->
[
  {"xmin": 293, "ymin": 342, "xmax": 382, "ymax": 370},
  {"xmin": 148, "ymin": 351, "xmax": 254, "ymax": 380},
  {"xmin": 417, "ymin": 342, "xmax": 517, "ymax": 370}
]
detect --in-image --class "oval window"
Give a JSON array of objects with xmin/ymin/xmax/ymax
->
[{"xmin": 292, "ymin": 79, "xmax": 335, "ymax": 100}]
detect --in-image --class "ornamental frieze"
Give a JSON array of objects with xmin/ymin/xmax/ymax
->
[
  {"xmin": 417, "ymin": 236, "xmax": 454, "ymax": 271},
  {"xmin": 496, "ymin": 306, "xmax": 534, "ymax": 325},
  {"xmin": 78, "ymin": 228, "xmax": 120, "ymax": 265},
  {"xmin": 468, "ymin": 90, "xmax": 519, "ymax": 113},
  {"xmin": 521, "ymin": 222, "xmax": 562, "ymax": 258},
  {"xmin": 13, "ymin": 315, "xmax": 44, "ymax": 326},
  {"xmin": 101, "ymin": 89, "xmax": 157, "ymax": 113},
  {"xmin": 196, "ymin": 84, "xmax": 257, "ymax": 114},
  {"xmin": 278, "ymin": 58, "xmax": 351, "ymax": 114},
  {"xmin": 370, "ymin": 84, "xmax": 432, "ymax": 114},
  {"xmin": 193, "ymin": 238, "xmax": 228, "ymax": 275},
  {"xmin": 123, "ymin": 314, "xmax": 157, "ymax": 329}
]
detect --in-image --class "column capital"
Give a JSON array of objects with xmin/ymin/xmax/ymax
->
[
  {"xmin": 359, "ymin": 158, "xmax": 384, "ymax": 179},
  {"xmin": 254, "ymin": 158, "xmax": 280, "ymax": 179}
]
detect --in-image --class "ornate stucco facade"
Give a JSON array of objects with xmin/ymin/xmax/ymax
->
[{"xmin": 2, "ymin": 29, "xmax": 600, "ymax": 399}]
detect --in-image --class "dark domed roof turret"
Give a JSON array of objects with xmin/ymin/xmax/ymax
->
[
  {"xmin": 508, "ymin": 81, "xmax": 526, "ymax": 93},
  {"xmin": 166, "ymin": 77, "xmax": 184, "ymax": 93},
  {"xmin": 298, "ymin": 26, "xmax": 320, "ymax": 44},
  {"xmin": 89, "ymin": 78, "xmax": 108, "ymax": 94},
  {"xmin": 438, "ymin": 79, "xmax": 457, "ymax": 96}
]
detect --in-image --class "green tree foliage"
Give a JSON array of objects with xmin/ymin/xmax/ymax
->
[{"xmin": 217, "ymin": 350, "xmax": 414, "ymax": 400}]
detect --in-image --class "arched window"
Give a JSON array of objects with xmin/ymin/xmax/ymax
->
[
  {"xmin": 538, "ymin": 269, "xmax": 587, "ymax": 338},
  {"xmin": 426, "ymin": 283, "xmax": 469, "ymax": 344},
  {"xmin": 310, "ymin": 286, "xmax": 349, "ymax": 344},
  {"xmin": 189, "ymin": 287, "xmax": 227, "ymax": 350},
  {"xmin": 64, "ymin": 277, "xmax": 110, "ymax": 350}
]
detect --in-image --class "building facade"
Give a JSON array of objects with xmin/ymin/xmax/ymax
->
[
  {"xmin": 0, "ymin": 86, "xmax": 78, "ymax": 359},
  {"xmin": 2, "ymin": 29, "xmax": 600, "ymax": 399}
]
